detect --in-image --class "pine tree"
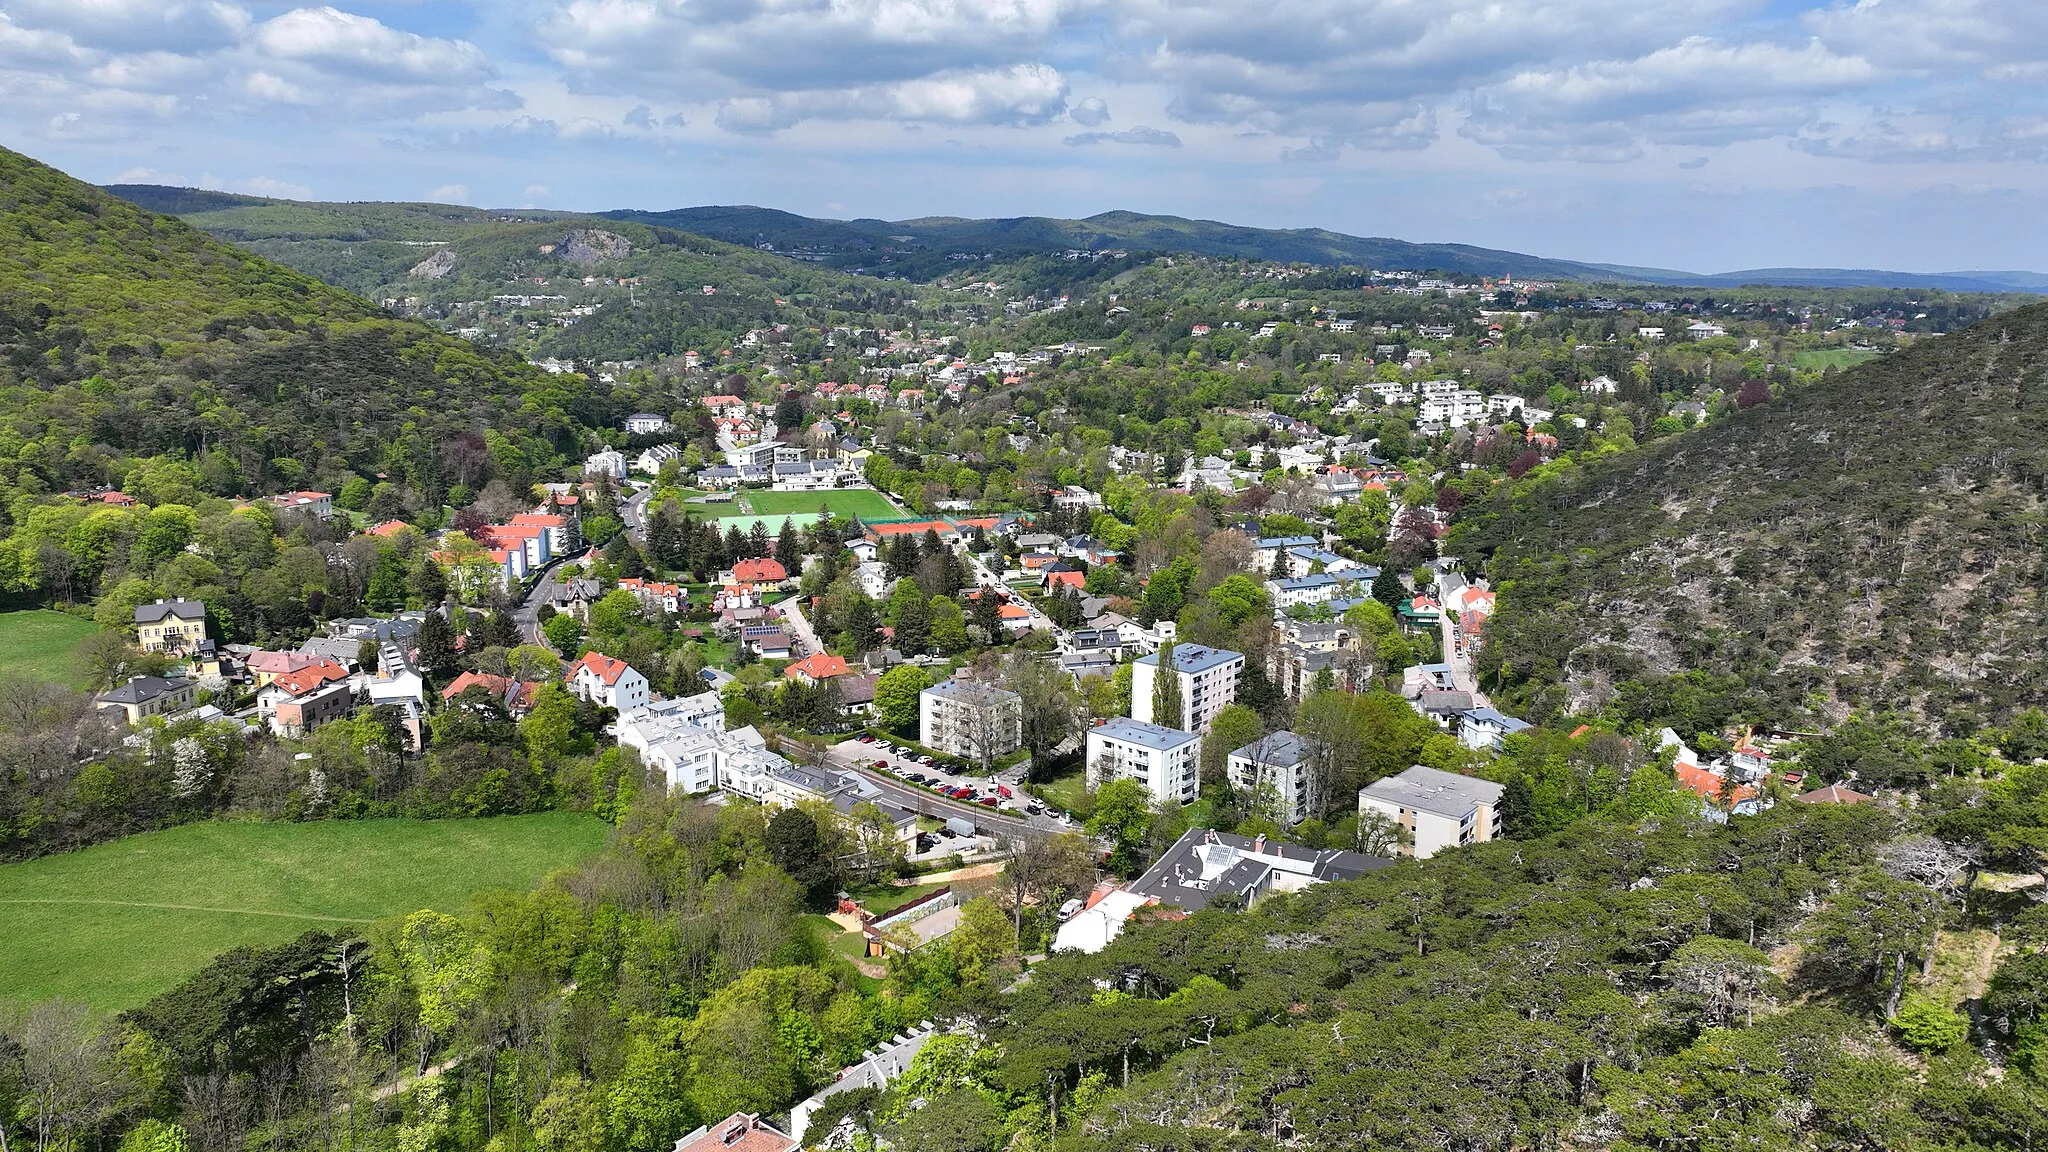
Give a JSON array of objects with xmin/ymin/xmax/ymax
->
[
  {"xmin": 776, "ymin": 520, "xmax": 801, "ymax": 563},
  {"xmin": 416, "ymin": 611, "xmax": 458, "ymax": 680},
  {"xmin": 1372, "ymin": 568, "xmax": 1407, "ymax": 610}
]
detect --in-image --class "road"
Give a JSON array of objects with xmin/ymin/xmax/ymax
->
[
  {"xmin": 513, "ymin": 549, "xmax": 588, "ymax": 644},
  {"xmin": 962, "ymin": 550, "xmax": 1063, "ymax": 641},
  {"xmin": 621, "ymin": 483, "xmax": 652, "ymax": 543},
  {"xmin": 1437, "ymin": 604, "xmax": 1489, "ymax": 705},
  {"xmin": 777, "ymin": 593, "xmax": 824, "ymax": 658}
]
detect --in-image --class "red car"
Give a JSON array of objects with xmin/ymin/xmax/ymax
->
[
  {"xmin": 978, "ymin": 797, "xmax": 999, "ymax": 808},
  {"xmin": 996, "ymin": 785, "xmax": 1013, "ymax": 799}
]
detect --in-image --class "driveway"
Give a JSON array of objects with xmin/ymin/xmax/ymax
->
[{"xmin": 777, "ymin": 594, "xmax": 824, "ymax": 658}]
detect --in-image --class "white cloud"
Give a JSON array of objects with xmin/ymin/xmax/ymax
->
[
  {"xmin": 242, "ymin": 175, "xmax": 312, "ymax": 197},
  {"xmin": 1064, "ymin": 125, "xmax": 1181, "ymax": 147},
  {"xmin": 252, "ymin": 7, "xmax": 492, "ymax": 85},
  {"xmin": 427, "ymin": 183, "xmax": 469, "ymax": 202},
  {"xmin": 4, "ymin": 0, "xmax": 248, "ymax": 55},
  {"xmin": 1070, "ymin": 95, "xmax": 1109, "ymax": 125}
]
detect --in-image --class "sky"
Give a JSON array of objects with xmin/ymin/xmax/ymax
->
[{"xmin": 3, "ymin": 0, "xmax": 2048, "ymax": 273}]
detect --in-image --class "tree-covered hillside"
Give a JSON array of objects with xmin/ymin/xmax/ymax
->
[
  {"xmin": 0, "ymin": 147, "xmax": 596, "ymax": 503},
  {"xmin": 1457, "ymin": 301, "xmax": 2048, "ymax": 730}
]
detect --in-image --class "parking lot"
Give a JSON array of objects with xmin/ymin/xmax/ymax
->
[{"xmin": 831, "ymin": 735, "xmax": 1075, "ymax": 826}]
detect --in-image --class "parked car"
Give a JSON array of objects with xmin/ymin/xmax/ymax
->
[
  {"xmin": 872, "ymin": 760, "xmax": 890, "ymax": 770},
  {"xmin": 917, "ymin": 755, "xmax": 936, "ymax": 766},
  {"xmin": 857, "ymin": 734, "xmax": 875, "ymax": 744},
  {"xmin": 978, "ymin": 797, "xmax": 999, "ymax": 808},
  {"xmin": 1057, "ymin": 898, "xmax": 1083, "ymax": 922},
  {"xmin": 996, "ymin": 785, "xmax": 1012, "ymax": 799}
]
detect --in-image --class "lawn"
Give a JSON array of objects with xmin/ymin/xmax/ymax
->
[
  {"xmin": 740, "ymin": 488, "xmax": 902, "ymax": 520},
  {"xmin": 1032, "ymin": 770, "xmax": 1095, "ymax": 822},
  {"xmin": 1791, "ymin": 348, "xmax": 1882, "ymax": 371},
  {"xmin": 0, "ymin": 608, "xmax": 99, "ymax": 687},
  {"xmin": 0, "ymin": 813, "xmax": 609, "ymax": 1012}
]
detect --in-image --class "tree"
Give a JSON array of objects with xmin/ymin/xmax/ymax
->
[
  {"xmin": 1372, "ymin": 567, "xmax": 1407, "ymax": 610},
  {"xmin": 415, "ymin": 611, "xmax": 458, "ymax": 680},
  {"xmin": 1737, "ymin": 377, "xmax": 1770, "ymax": 409},
  {"xmin": 1009, "ymin": 655, "xmax": 1078, "ymax": 770},
  {"xmin": 1088, "ymin": 777, "xmax": 1155, "ymax": 875},
  {"xmin": 894, "ymin": 591, "xmax": 932, "ymax": 655},
  {"xmin": 874, "ymin": 665, "xmax": 932, "ymax": 734},
  {"xmin": 765, "ymin": 807, "xmax": 839, "ymax": 907},
  {"xmin": 1201, "ymin": 703, "xmax": 1264, "ymax": 788},
  {"xmin": 1001, "ymin": 831, "xmax": 1096, "ymax": 941},
  {"xmin": 542, "ymin": 612, "xmax": 583, "ymax": 657},
  {"xmin": 588, "ymin": 589, "xmax": 643, "ymax": 637},
  {"xmin": 929, "ymin": 596, "xmax": 969, "ymax": 653},
  {"xmin": 1151, "ymin": 640, "xmax": 1182, "ymax": 730}
]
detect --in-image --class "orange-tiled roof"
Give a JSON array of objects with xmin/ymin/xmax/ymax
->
[
  {"xmin": 568, "ymin": 652, "xmax": 631, "ymax": 686},
  {"xmin": 272, "ymin": 661, "xmax": 349, "ymax": 696},
  {"xmin": 734, "ymin": 557, "xmax": 787, "ymax": 583},
  {"xmin": 367, "ymin": 520, "xmax": 412, "ymax": 537},
  {"xmin": 1674, "ymin": 762, "xmax": 1758, "ymax": 806},
  {"xmin": 673, "ymin": 1115, "xmax": 795, "ymax": 1152},
  {"xmin": 441, "ymin": 671, "xmax": 538, "ymax": 708},
  {"xmin": 785, "ymin": 653, "xmax": 851, "ymax": 680}
]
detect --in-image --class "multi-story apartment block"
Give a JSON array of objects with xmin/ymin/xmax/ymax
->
[
  {"xmin": 1086, "ymin": 717, "xmax": 1201, "ymax": 806},
  {"xmin": 1357, "ymin": 765, "xmax": 1505, "ymax": 859},
  {"xmin": 1132, "ymin": 644, "xmax": 1244, "ymax": 733},
  {"xmin": 919, "ymin": 677, "xmax": 1023, "ymax": 762}
]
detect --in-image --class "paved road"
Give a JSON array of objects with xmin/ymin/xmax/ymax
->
[
  {"xmin": 1437, "ymin": 603, "xmax": 1489, "ymax": 705},
  {"xmin": 513, "ymin": 549, "xmax": 588, "ymax": 644},
  {"xmin": 963, "ymin": 551, "xmax": 1063, "ymax": 640},
  {"xmin": 777, "ymin": 594, "xmax": 824, "ymax": 658},
  {"xmin": 621, "ymin": 484, "xmax": 652, "ymax": 543}
]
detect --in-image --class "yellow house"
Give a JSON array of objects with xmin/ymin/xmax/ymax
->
[
  {"xmin": 96, "ymin": 675, "xmax": 197, "ymax": 725},
  {"xmin": 134, "ymin": 599, "xmax": 208, "ymax": 654}
]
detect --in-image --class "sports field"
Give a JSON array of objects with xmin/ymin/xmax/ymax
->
[
  {"xmin": 739, "ymin": 488, "xmax": 901, "ymax": 520},
  {"xmin": 0, "ymin": 813, "xmax": 608, "ymax": 1011},
  {"xmin": 1791, "ymin": 348, "xmax": 1881, "ymax": 371},
  {"xmin": 0, "ymin": 608, "xmax": 98, "ymax": 687}
]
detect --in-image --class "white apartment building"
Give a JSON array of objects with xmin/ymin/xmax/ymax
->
[
  {"xmin": 583, "ymin": 448, "xmax": 628, "ymax": 481},
  {"xmin": 1085, "ymin": 717, "xmax": 1201, "ymax": 806},
  {"xmin": 1226, "ymin": 730, "xmax": 1319, "ymax": 825},
  {"xmin": 566, "ymin": 652, "xmax": 651, "ymax": 713},
  {"xmin": 1132, "ymin": 644, "xmax": 1244, "ymax": 734},
  {"xmin": 919, "ymin": 677, "xmax": 1023, "ymax": 761},
  {"xmin": 1358, "ymin": 765, "xmax": 1505, "ymax": 859}
]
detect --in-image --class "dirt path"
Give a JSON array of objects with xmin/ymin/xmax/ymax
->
[
  {"xmin": 899, "ymin": 862, "xmax": 1004, "ymax": 886},
  {"xmin": 0, "ymin": 898, "xmax": 371, "ymax": 923}
]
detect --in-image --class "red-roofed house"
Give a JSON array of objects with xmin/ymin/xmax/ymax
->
[
  {"xmin": 1795, "ymin": 782, "xmax": 1874, "ymax": 805},
  {"xmin": 785, "ymin": 652, "xmax": 851, "ymax": 685},
  {"xmin": 248, "ymin": 649, "xmax": 327, "ymax": 687},
  {"xmin": 99, "ymin": 491, "xmax": 136, "ymax": 506},
  {"xmin": 731, "ymin": 557, "xmax": 789, "ymax": 586},
  {"xmin": 1674, "ymin": 761, "xmax": 1760, "ymax": 814},
  {"xmin": 1043, "ymin": 569, "xmax": 1085, "ymax": 592},
  {"xmin": 269, "ymin": 491, "xmax": 334, "ymax": 519},
  {"xmin": 367, "ymin": 520, "xmax": 412, "ymax": 538},
  {"xmin": 566, "ymin": 652, "xmax": 649, "ymax": 712},
  {"xmin": 619, "ymin": 577, "xmax": 684, "ymax": 613},
  {"xmin": 257, "ymin": 660, "xmax": 353, "ymax": 736},
  {"xmin": 441, "ymin": 671, "xmax": 539, "ymax": 715},
  {"xmin": 510, "ymin": 511, "xmax": 579, "ymax": 555},
  {"xmin": 672, "ymin": 1114, "xmax": 795, "ymax": 1152}
]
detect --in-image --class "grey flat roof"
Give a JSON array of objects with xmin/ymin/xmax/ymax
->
[
  {"xmin": 922, "ymin": 678, "xmax": 1020, "ymax": 704},
  {"xmin": 1230, "ymin": 730, "xmax": 1308, "ymax": 767},
  {"xmin": 1360, "ymin": 765, "xmax": 1505, "ymax": 819},
  {"xmin": 1135, "ymin": 644, "xmax": 1243, "ymax": 675},
  {"xmin": 1092, "ymin": 717, "xmax": 1199, "ymax": 752}
]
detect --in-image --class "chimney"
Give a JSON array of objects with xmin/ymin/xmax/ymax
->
[{"xmin": 1253, "ymin": 834, "xmax": 1266, "ymax": 853}]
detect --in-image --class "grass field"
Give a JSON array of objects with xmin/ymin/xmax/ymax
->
[
  {"xmin": 0, "ymin": 609, "xmax": 99, "ymax": 687},
  {"xmin": 0, "ymin": 813, "xmax": 608, "ymax": 1012},
  {"xmin": 739, "ymin": 489, "xmax": 901, "ymax": 520},
  {"xmin": 1792, "ymin": 348, "xmax": 1882, "ymax": 371}
]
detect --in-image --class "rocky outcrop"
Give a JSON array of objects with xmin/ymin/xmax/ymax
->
[
  {"xmin": 407, "ymin": 248, "xmax": 457, "ymax": 279},
  {"xmin": 556, "ymin": 229, "xmax": 632, "ymax": 267}
]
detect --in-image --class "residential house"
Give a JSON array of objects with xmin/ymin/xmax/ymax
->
[
  {"xmin": 730, "ymin": 557, "xmax": 789, "ymax": 588},
  {"xmin": 1085, "ymin": 717, "xmax": 1201, "ymax": 806},
  {"xmin": 634, "ymin": 444, "xmax": 684, "ymax": 474},
  {"xmin": 743, "ymin": 627, "xmax": 791, "ymax": 659},
  {"xmin": 134, "ymin": 599, "xmax": 208, "ymax": 655},
  {"xmin": 789, "ymin": 1028, "xmax": 938, "ymax": 1146},
  {"xmin": 1358, "ymin": 765, "xmax": 1505, "ymax": 859},
  {"xmin": 442, "ymin": 671, "xmax": 539, "ymax": 715},
  {"xmin": 269, "ymin": 491, "xmax": 334, "ymax": 520},
  {"xmin": 623, "ymin": 413, "xmax": 672, "ymax": 435},
  {"xmin": 509, "ymin": 512, "xmax": 579, "ymax": 557},
  {"xmin": 96, "ymin": 675, "xmax": 197, "ymax": 725},
  {"xmin": 566, "ymin": 652, "xmax": 651, "ymax": 712},
  {"xmin": 1265, "ymin": 572, "xmax": 1350, "ymax": 610},
  {"xmin": 1132, "ymin": 644, "xmax": 1244, "ymax": 734},
  {"xmin": 583, "ymin": 448, "xmax": 627, "ymax": 481},
  {"xmin": 785, "ymin": 652, "xmax": 851, "ymax": 685},
  {"xmin": 1226, "ymin": 731, "xmax": 1321, "ymax": 824},
  {"xmin": 670, "ymin": 1114, "xmax": 795, "ymax": 1152},
  {"xmin": 1458, "ymin": 707, "xmax": 1532, "ymax": 753},
  {"xmin": 1251, "ymin": 535, "xmax": 1318, "ymax": 571},
  {"xmin": 919, "ymin": 677, "xmax": 1023, "ymax": 761},
  {"xmin": 1054, "ymin": 828, "xmax": 1388, "ymax": 953},
  {"xmin": 272, "ymin": 680, "xmax": 354, "ymax": 737}
]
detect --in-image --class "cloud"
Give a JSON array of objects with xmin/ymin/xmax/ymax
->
[
  {"xmin": 242, "ymin": 175, "xmax": 311, "ymax": 198},
  {"xmin": 427, "ymin": 183, "xmax": 469, "ymax": 202},
  {"xmin": 1279, "ymin": 139, "xmax": 1341, "ymax": 163},
  {"xmin": 623, "ymin": 103, "xmax": 653, "ymax": 128},
  {"xmin": 1070, "ymin": 95, "xmax": 1109, "ymax": 125},
  {"xmin": 4, "ymin": 0, "xmax": 248, "ymax": 55},
  {"xmin": 1065, "ymin": 125, "xmax": 1182, "ymax": 147},
  {"xmin": 1679, "ymin": 156, "xmax": 1709, "ymax": 169}
]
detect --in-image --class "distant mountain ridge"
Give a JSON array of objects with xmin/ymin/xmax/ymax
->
[{"xmin": 103, "ymin": 184, "xmax": 2048, "ymax": 293}]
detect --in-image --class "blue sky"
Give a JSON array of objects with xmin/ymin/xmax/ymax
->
[{"xmin": 3, "ymin": 0, "xmax": 2047, "ymax": 273}]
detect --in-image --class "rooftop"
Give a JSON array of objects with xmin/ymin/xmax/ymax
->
[
  {"xmin": 1092, "ymin": 716, "xmax": 1200, "ymax": 752},
  {"xmin": 1229, "ymin": 730, "xmax": 1309, "ymax": 768},
  {"xmin": 1135, "ymin": 644, "xmax": 1243, "ymax": 675},
  {"xmin": 1360, "ymin": 765, "xmax": 1505, "ymax": 819}
]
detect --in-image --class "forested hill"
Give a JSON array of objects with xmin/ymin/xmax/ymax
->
[
  {"xmin": 1, "ymin": 147, "xmax": 597, "ymax": 500},
  {"xmin": 1459, "ymin": 301, "xmax": 2048, "ymax": 731}
]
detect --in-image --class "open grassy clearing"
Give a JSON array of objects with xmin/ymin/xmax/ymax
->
[
  {"xmin": 1791, "ymin": 348, "xmax": 1882, "ymax": 371},
  {"xmin": 739, "ymin": 488, "xmax": 901, "ymax": 520},
  {"xmin": 0, "ymin": 608, "xmax": 98, "ymax": 687},
  {"xmin": 0, "ymin": 813, "xmax": 607, "ymax": 1012}
]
